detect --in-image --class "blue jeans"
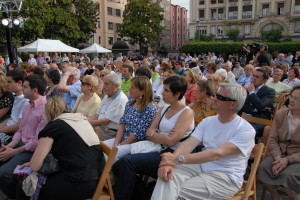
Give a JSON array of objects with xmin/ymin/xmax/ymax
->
[
  {"xmin": 0, "ymin": 151, "xmax": 33, "ymax": 198},
  {"xmin": 112, "ymin": 152, "xmax": 161, "ymax": 200}
]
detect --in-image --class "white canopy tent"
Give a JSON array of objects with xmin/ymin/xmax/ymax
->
[
  {"xmin": 79, "ymin": 43, "xmax": 111, "ymax": 53},
  {"xmin": 17, "ymin": 39, "xmax": 79, "ymax": 52}
]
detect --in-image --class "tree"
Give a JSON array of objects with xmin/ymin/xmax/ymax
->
[
  {"xmin": 226, "ymin": 28, "xmax": 240, "ymax": 42},
  {"xmin": 1, "ymin": 0, "xmax": 98, "ymax": 47},
  {"xmin": 194, "ymin": 31, "xmax": 215, "ymax": 42},
  {"xmin": 261, "ymin": 28, "xmax": 283, "ymax": 43},
  {"xmin": 118, "ymin": 0, "xmax": 164, "ymax": 54}
]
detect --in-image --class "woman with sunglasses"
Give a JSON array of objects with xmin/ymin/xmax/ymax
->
[
  {"xmin": 72, "ymin": 75, "xmax": 101, "ymax": 117},
  {"xmin": 258, "ymin": 86, "xmax": 300, "ymax": 200}
]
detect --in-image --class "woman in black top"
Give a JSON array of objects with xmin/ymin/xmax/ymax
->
[{"xmin": 16, "ymin": 96, "xmax": 105, "ymax": 200}]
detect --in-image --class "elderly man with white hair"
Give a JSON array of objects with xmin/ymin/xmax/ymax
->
[
  {"xmin": 151, "ymin": 82, "xmax": 255, "ymax": 200},
  {"xmin": 222, "ymin": 62, "xmax": 236, "ymax": 83},
  {"xmin": 58, "ymin": 66, "xmax": 81, "ymax": 111},
  {"xmin": 89, "ymin": 73, "xmax": 128, "ymax": 141}
]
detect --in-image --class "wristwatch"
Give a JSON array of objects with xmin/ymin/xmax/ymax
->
[{"xmin": 178, "ymin": 155, "xmax": 185, "ymax": 165}]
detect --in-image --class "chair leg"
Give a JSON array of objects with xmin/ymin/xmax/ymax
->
[{"xmin": 253, "ymin": 177, "xmax": 257, "ymax": 200}]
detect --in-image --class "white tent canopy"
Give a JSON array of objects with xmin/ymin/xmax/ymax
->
[
  {"xmin": 79, "ymin": 43, "xmax": 111, "ymax": 53},
  {"xmin": 17, "ymin": 39, "xmax": 79, "ymax": 52}
]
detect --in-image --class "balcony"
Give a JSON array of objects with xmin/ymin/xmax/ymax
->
[{"xmin": 242, "ymin": 12, "xmax": 252, "ymax": 19}]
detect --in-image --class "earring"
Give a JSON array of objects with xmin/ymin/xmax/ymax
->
[{"xmin": 140, "ymin": 95, "xmax": 143, "ymax": 99}]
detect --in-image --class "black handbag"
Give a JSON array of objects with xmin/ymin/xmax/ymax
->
[{"xmin": 39, "ymin": 153, "xmax": 60, "ymax": 175}]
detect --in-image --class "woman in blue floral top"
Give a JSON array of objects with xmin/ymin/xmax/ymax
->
[{"xmin": 104, "ymin": 76, "xmax": 157, "ymax": 160}]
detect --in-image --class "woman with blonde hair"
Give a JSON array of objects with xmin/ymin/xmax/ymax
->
[
  {"xmin": 104, "ymin": 76, "xmax": 158, "ymax": 160},
  {"xmin": 16, "ymin": 96, "xmax": 105, "ymax": 200},
  {"xmin": 183, "ymin": 69, "xmax": 197, "ymax": 105},
  {"xmin": 0, "ymin": 74, "xmax": 14, "ymax": 122},
  {"xmin": 72, "ymin": 75, "xmax": 101, "ymax": 117}
]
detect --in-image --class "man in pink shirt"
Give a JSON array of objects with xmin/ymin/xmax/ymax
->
[{"xmin": 0, "ymin": 74, "xmax": 47, "ymax": 199}]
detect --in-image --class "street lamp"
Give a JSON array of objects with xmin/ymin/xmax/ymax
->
[{"xmin": 0, "ymin": 0, "xmax": 24, "ymax": 65}]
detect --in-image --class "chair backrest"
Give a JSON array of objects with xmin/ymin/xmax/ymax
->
[
  {"xmin": 241, "ymin": 112, "xmax": 273, "ymax": 127},
  {"xmin": 274, "ymin": 96, "xmax": 286, "ymax": 113},
  {"xmin": 92, "ymin": 142, "xmax": 118, "ymax": 200},
  {"xmin": 242, "ymin": 143, "xmax": 264, "ymax": 199}
]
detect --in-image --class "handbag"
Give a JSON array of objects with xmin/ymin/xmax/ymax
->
[
  {"xmin": 22, "ymin": 172, "xmax": 39, "ymax": 196},
  {"xmin": 39, "ymin": 153, "xmax": 60, "ymax": 175},
  {"xmin": 130, "ymin": 140, "xmax": 162, "ymax": 154}
]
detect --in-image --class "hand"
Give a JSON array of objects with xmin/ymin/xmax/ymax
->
[
  {"xmin": 159, "ymin": 152, "xmax": 178, "ymax": 167},
  {"xmin": 272, "ymin": 157, "xmax": 289, "ymax": 176},
  {"xmin": 65, "ymin": 67, "xmax": 77, "ymax": 75},
  {"xmin": 157, "ymin": 165, "xmax": 174, "ymax": 181},
  {"xmin": 168, "ymin": 129, "xmax": 176, "ymax": 137},
  {"xmin": 0, "ymin": 144, "xmax": 16, "ymax": 161},
  {"xmin": 19, "ymin": 162, "xmax": 30, "ymax": 169},
  {"xmin": 245, "ymin": 83, "xmax": 255, "ymax": 93}
]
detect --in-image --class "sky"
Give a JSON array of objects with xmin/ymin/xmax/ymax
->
[{"xmin": 171, "ymin": 0, "xmax": 189, "ymax": 11}]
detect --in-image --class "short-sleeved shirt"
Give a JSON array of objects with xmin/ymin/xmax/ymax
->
[
  {"xmin": 39, "ymin": 119, "xmax": 105, "ymax": 182},
  {"xmin": 97, "ymin": 90, "xmax": 128, "ymax": 130},
  {"xmin": 173, "ymin": 68, "xmax": 185, "ymax": 76},
  {"xmin": 120, "ymin": 100, "xmax": 157, "ymax": 141},
  {"xmin": 237, "ymin": 75, "xmax": 252, "ymax": 86},
  {"xmin": 73, "ymin": 93, "xmax": 101, "ymax": 117},
  {"xmin": 64, "ymin": 80, "xmax": 81, "ymax": 111},
  {"xmin": 192, "ymin": 115, "xmax": 255, "ymax": 188},
  {"xmin": 6, "ymin": 94, "xmax": 29, "ymax": 127}
]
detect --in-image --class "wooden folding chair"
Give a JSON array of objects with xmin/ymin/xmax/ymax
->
[
  {"xmin": 227, "ymin": 143, "xmax": 264, "ymax": 200},
  {"xmin": 91, "ymin": 142, "xmax": 118, "ymax": 200},
  {"xmin": 272, "ymin": 96, "xmax": 287, "ymax": 118}
]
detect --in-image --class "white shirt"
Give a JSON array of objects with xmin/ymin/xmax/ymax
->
[{"xmin": 192, "ymin": 115, "xmax": 255, "ymax": 188}]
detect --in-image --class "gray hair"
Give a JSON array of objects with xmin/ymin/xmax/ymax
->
[
  {"xmin": 106, "ymin": 73, "xmax": 121, "ymax": 88},
  {"xmin": 75, "ymin": 68, "xmax": 81, "ymax": 80},
  {"xmin": 215, "ymin": 68, "xmax": 227, "ymax": 80},
  {"xmin": 219, "ymin": 82, "xmax": 247, "ymax": 113}
]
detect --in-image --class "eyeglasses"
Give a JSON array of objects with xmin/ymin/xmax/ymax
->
[
  {"xmin": 288, "ymin": 94, "xmax": 300, "ymax": 101},
  {"xmin": 216, "ymin": 93, "xmax": 236, "ymax": 102},
  {"xmin": 81, "ymin": 81, "xmax": 90, "ymax": 86}
]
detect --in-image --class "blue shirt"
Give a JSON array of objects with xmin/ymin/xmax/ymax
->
[
  {"xmin": 6, "ymin": 94, "xmax": 29, "ymax": 127},
  {"xmin": 120, "ymin": 100, "xmax": 157, "ymax": 141},
  {"xmin": 237, "ymin": 75, "xmax": 253, "ymax": 86},
  {"xmin": 64, "ymin": 80, "xmax": 81, "ymax": 111}
]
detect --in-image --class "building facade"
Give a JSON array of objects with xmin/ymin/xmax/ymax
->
[
  {"xmin": 171, "ymin": 4, "xmax": 188, "ymax": 49},
  {"xmin": 189, "ymin": 0, "xmax": 300, "ymax": 41},
  {"xmin": 90, "ymin": 0, "xmax": 128, "ymax": 49}
]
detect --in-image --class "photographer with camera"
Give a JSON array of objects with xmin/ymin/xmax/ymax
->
[
  {"xmin": 242, "ymin": 44, "xmax": 254, "ymax": 64},
  {"xmin": 254, "ymin": 44, "xmax": 272, "ymax": 67}
]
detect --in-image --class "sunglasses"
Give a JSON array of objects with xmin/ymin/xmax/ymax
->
[
  {"xmin": 216, "ymin": 93, "xmax": 236, "ymax": 102},
  {"xmin": 81, "ymin": 81, "xmax": 91, "ymax": 86}
]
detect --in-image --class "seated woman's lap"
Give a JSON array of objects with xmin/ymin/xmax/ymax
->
[
  {"xmin": 16, "ymin": 172, "xmax": 98, "ymax": 200},
  {"xmin": 103, "ymin": 138, "xmax": 131, "ymax": 161}
]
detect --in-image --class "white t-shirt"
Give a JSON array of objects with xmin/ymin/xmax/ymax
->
[{"xmin": 192, "ymin": 115, "xmax": 255, "ymax": 188}]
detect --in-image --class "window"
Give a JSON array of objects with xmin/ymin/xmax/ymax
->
[
  {"xmin": 211, "ymin": 0, "xmax": 216, "ymax": 4},
  {"xmin": 230, "ymin": 25, "xmax": 237, "ymax": 29},
  {"xmin": 262, "ymin": 4, "xmax": 269, "ymax": 17},
  {"xmin": 229, "ymin": 0, "xmax": 238, "ymax": 2},
  {"xmin": 117, "ymin": 38, "xmax": 121, "ymax": 41},
  {"xmin": 277, "ymin": 3, "xmax": 284, "ymax": 15},
  {"xmin": 262, "ymin": 23, "xmax": 282, "ymax": 32},
  {"xmin": 228, "ymin": 7, "xmax": 238, "ymax": 19},
  {"xmin": 107, "ymin": 7, "xmax": 113, "ymax": 15},
  {"xmin": 196, "ymin": 26, "xmax": 207, "ymax": 35},
  {"xmin": 217, "ymin": 25, "xmax": 223, "ymax": 35},
  {"xmin": 108, "ymin": 22, "xmax": 114, "ymax": 30},
  {"xmin": 218, "ymin": 8, "xmax": 224, "ymax": 20},
  {"xmin": 108, "ymin": 37, "xmax": 114, "ymax": 45},
  {"xmin": 199, "ymin": 0, "xmax": 204, "ymax": 5},
  {"xmin": 244, "ymin": 24, "xmax": 251, "ymax": 35},
  {"xmin": 210, "ymin": 25, "xmax": 216, "ymax": 35},
  {"xmin": 178, "ymin": 25, "xmax": 180, "ymax": 30},
  {"xmin": 199, "ymin": 9, "xmax": 204, "ymax": 21},
  {"xmin": 242, "ymin": 5, "xmax": 252, "ymax": 19},
  {"xmin": 295, "ymin": 0, "xmax": 300, "ymax": 14},
  {"xmin": 116, "ymin": 9, "xmax": 121, "ymax": 17},
  {"xmin": 97, "ymin": 21, "xmax": 101, "ymax": 29},
  {"xmin": 295, "ymin": 21, "xmax": 300, "ymax": 32},
  {"xmin": 211, "ymin": 9, "xmax": 217, "ymax": 20},
  {"xmin": 218, "ymin": 0, "xmax": 223, "ymax": 3},
  {"xmin": 98, "ymin": 36, "xmax": 101, "ymax": 44}
]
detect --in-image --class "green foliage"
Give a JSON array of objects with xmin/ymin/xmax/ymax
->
[
  {"xmin": 180, "ymin": 42, "xmax": 300, "ymax": 54},
  {"xmin": 194, "ymin": 31, "xmax": 215, "ymax": 42},
  {"xmin": 261, "ymin": 28, "xmax": 283, "ymax": 43},
  {"xmin": 118, "ymin": 0, "xmax": 164, "ymax": 49},
  {"xmin": 226, "ymin": 28, "xmax": 240, "ymax": 42},
  {"xmin": 1, "ymin": 0, "xmax": 98, "ymax": 47}
]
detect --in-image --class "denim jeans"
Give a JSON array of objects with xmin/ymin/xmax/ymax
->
[
  {"xmin": 0, "ymin": 151, "xmax": 33, "ymax": 198},
  {"xmin": 112, "ymin": 152, "xmax": 161, "ymax": 200}
]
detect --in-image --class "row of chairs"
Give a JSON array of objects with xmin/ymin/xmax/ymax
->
[{"xmin": 91, "ymin": 111, "xmax": 278, "ymax": 200}]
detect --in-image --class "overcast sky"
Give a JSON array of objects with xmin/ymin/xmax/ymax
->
[{"xmin": 171, "ymin": 0, "xmax": 189, "ymax": 10}]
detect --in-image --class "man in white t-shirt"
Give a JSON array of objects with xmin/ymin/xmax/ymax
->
[
  {"xmin": 89, "ymin": 73, "xmax": 128, "ymax": 141},
  {"xmin": 151, "ymin": 82, "xmax": 255, "ymax": 200}
]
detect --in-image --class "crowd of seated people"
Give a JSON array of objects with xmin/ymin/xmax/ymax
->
[{"xmin": 0, "ymin": 48, "xmax": 299, "ymax": 200}]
